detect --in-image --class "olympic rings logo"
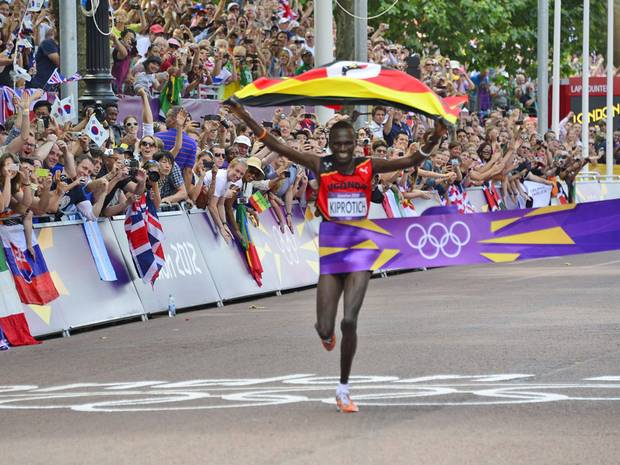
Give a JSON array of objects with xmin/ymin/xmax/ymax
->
[{"xmin": 405, "ymin": 221, "xmax": 471, "ymax": 260}]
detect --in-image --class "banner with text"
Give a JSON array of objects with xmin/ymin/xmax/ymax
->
[{"xmin": 319, "ymin": 199, "xmax": 620, "ymax": 274}]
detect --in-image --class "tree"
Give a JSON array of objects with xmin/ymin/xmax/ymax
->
[{"xmin": 365, "ymin": 0, "xmax": 607, "ymax": 76}]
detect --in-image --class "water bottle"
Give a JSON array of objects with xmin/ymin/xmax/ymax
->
[
  {"xmin": 168, "ymin": 294, "xmax": 176, "ymax": 318},
  {"xmin": 0, "ymin": 329, "xmax": 9, "ymax": 351}
]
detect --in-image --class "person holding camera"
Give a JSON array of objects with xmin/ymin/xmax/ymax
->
[
  {"xmin": 154, "ymin": 150, "xmax": 187, "ymax": 206},
  {"xmin": 112, "ymin": 29, "xmax": 138, "ymax": 94}
]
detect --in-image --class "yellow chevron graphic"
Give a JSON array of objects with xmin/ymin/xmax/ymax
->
[
  {"xmin": 480, "ymin": 226, "xmax": 574, "ymax": 245},
  {"xmin": 480, "ymin": 252, "xmax": 521, "ymax": 263},
  {"xmin": 29, "ymin": 305, "xmax": 51, "ymax": 324},
  {"xmin": 370, "ymin": 249, "xmax": 400, "ymax": 271},
  {"xmin": 319, "ymin": 247, "xmax": 348, "ymax": 257},
  {"xmin": 337, "ymin": 219, "xmax": 392, "ymax": 236},
  {"xmin": 351, "ymin": 239, "xmax": 380, "ymax": 250},
  {"xmin": 525, "ymin": 204, "xmax": 576, "ymax": 217},
  {"xmin": 490, "ymin": 217, "xmax": 521, "ymax": 233}
]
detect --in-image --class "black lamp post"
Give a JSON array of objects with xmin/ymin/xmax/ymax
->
[{"xmin": 79, "ymin": 0, "xmax": 117, "ymax": 107}]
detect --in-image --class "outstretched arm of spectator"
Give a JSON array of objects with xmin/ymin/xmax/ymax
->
[
  {"xmin": 226, "ymin": 98, "xmax": 321, "ymax": 173},
  {"xmin": 213, "ymin": 0, "xmax": 226, "ymax": 21},
  {"xmin": 135, "ymin": 87, "xmax": 154, "ymax": 137},
  {"xmin": 373, "ymin": 121, "xmax": 447, "ymax": 174},
  {"xmin": 4, "ymin": 92, "xmax": 32, "ymax": 154},
  {"xmin": 111, "ymin": 34, "xmax": 128, "ymax": 60},
  {"xmin": 170, "ymin": 110, "xmax": 188, "ymax": 157},
  {"xmin": 382, "ymin": 108, "xmax": 394, "ymax": 137},
  {"xmin": 224, "ymin": 194, "xmax": 244, "ymax": 246}
]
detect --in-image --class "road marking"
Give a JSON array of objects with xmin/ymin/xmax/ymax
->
[{"xmin": 1, "ymin": 374, "xmax": 620, "ymax": 412}]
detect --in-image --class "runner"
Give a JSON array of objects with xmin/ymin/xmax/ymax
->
[{"xmin": 225, "ymin": 98, "xmax": 448, "ymax": 413}]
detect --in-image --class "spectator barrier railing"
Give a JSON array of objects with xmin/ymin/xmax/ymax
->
[
  {"xmin": 18, "ymin": 203, "xmax": 321, "ymax": 338},
  {"xmin": 12, "ymin": 176, "xmax": 620, "ymax": 338}
]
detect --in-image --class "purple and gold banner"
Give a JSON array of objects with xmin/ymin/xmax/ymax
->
[{"xmin": 319, "ymin": 199, "xmax": 620, "ymax": 274}]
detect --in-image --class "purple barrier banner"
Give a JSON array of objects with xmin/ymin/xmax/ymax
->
[{"xmin": 319, "ymin": 199, "xmax": 620, "ymax": 274}]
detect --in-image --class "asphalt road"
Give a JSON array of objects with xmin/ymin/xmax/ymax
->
[{"xmin": 2, "ymin": 251, "xmax": 620, "ymax": 465}]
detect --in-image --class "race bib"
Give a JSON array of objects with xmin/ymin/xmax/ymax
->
[{"xmin": 328, "ymin": 192, "xmax": 367, "ymax": 220}]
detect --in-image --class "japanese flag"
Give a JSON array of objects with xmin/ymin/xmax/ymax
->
[
  {"xmin": 85, "ymin": 114, "xmax": 109, "ymax": 147},
  {"xmin": 28, "ymin": 0, "xmax": 44, "ymax": 12}
]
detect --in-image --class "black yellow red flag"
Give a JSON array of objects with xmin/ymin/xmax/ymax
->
[{"xmin": 233, "ymin": 61, "xmax": 458, "ymax": 124}]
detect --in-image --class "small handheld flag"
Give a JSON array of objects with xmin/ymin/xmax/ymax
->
[
  {"xmin": 85, "ymin": 114, "xmax": 109, "ymax": 147},
  {"xmin": 249, "ymin": 191, "xmax": 271, "ymax": 213}
]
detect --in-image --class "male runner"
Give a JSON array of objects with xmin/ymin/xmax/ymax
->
[{"xmin": 226, "ymin": 98, "xmax": 447, "ymax": 412}]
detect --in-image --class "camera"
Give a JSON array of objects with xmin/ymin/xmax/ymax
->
[
  {"xmin": 93, "ymin": 103, "xmax": 106, "ymax": 123},
  {"xmin": 363, "ymin": 138, "xmax": 370, "ymax": 145},
  {"xmin": 144, "ymin": 160, "xmax": 161, "ymax": 183},
  {"xmin": 450, "ymin": 158, "xmax": 461, "ymax": 166},
  {"xmin": 203, "ymin": 159, "xmax": 214, "ymax": 169},
  {"xmin": 124, "ymin": 158, "xmax": 140, "ymax": 177}
]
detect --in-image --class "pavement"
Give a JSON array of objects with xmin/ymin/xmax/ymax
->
[{"xmin": 2, "ymin": 251, "xmax": 620, "ymax": 465}]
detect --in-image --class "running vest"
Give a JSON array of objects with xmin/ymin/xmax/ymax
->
[{"xmin": 316, "ymin": 156, "xmax": 373, "ymax": 221}]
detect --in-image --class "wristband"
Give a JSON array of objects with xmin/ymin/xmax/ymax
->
[
  {"xmin": 419, "ymin": 146, "xmax": 432, "ymax": 158},
  {"xmin": 257, "ymin": 127, "xmax": 268, "ymax": 140}
]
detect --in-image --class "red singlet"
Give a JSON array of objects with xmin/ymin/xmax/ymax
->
[{"xmin": 316, "ymin": 156, "xmax": 373, "ymax": 221}]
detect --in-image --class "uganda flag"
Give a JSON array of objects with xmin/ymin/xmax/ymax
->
[{"xmin": 233, "ymin": 61, "xmax": 458, "ymax": 124}]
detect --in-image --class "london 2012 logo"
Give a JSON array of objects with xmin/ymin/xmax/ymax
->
[{"xmin": 405, "ymin": 221, "xmax": 471, "ymax": 260}]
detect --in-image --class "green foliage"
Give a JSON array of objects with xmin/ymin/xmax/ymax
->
[{"xmin": 367, "ymin": 0, "xmax": 607, "ymax": 76}]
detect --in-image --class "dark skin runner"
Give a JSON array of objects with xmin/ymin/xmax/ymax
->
[{"xmin": 225, "ymin": 97, "xmax": 447, "ymax": 387}]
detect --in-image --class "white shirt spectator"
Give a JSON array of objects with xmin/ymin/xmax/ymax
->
[{"xmin": 204, "ymin": 169, "xmax": 242, "ymax": 198}]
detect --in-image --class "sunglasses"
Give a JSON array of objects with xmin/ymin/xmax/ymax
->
[
  {"xmin": 213, "ymin": 152, "xmax": 225, "ymax": 158},
  {"xmin": 125, "ymin": 122, "xmax": 138, "ymax": 127},
  {"xmin": 140, "ymin": 140, "xmax": 155, "ymax": 147}
]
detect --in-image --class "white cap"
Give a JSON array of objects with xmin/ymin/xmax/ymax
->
[{"xmin": 234, "ymin": 135, "xmax": 252, "ymax": 147}]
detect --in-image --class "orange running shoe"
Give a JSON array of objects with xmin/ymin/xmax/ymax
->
[
  {"xmin": 315, "ymin": 323, "xmax": 336, "ymax": 351},
  {"xmin": 321, "ymin": 333, "xmax": 336, "ymax": 351},
  {"xmin": 336, "ymin": 392, "xmax": 359, "ymax": 413}
]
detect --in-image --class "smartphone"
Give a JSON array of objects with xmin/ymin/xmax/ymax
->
[
  {"xmin": 35, "ymin": 168, "xmax": 50, "ymax": 177},
  {"xmin": 203, "ymin": 114, "xmax": 221, "ymax": 121},
  {"xmin": 262, "ymin": 121, "xmax": 273, "ymax": 128},
  {"xmin": 283, "ymin": 171, "xmax": 291, "ymax": 178},
  {"xmin": 8, "ymin": 163, "xmax": 19, "ymax": 172},
  {"xmin": 450, "ymin": 158, "xmax": 461, "ymax": 166},
  {"xmin": 303, "ymin": 113, "xmax": 313, "ymax": 119}
]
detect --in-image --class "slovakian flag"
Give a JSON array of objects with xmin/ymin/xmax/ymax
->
[
  {"xmin": 125, "ymin": 193, "xmax": 166, "ymax": 286},
  {"xmin": 249, "ymin": 191, "xmax": 270, "ymax": 213},
  {"xmin": 0, "ymin": 224, "xmax": 59, "ymax": 306},
  {"xmin": 0, "ymin": 245, "xmax": 41, "ymax": 346},
  {"xmin": 232, "ymin": 61, "xmax": 458, "ymax": 124}
]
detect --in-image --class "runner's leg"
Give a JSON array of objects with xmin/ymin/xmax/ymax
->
[
  {"xmin": 340, "ymin": 270, "xmax": 372, "ymax": 384},
  {"xmin": 315, "ymin": 273, "xmax": 344, "ymax": 340}
]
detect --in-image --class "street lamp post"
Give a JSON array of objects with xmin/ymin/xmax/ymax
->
[{"xmin": 79, "ymin": 0, "xmax": 117, "ymax": 107}]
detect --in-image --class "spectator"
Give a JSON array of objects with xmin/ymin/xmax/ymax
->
[{"xmin": 29, "ymin": 26, "xmax": 59, "ymax": 89}]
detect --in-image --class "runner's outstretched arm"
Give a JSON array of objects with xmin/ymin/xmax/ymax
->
[
  {"xmin": 225, "ymin": 98, "xmax": 321, "ymax": 174},
  {"xmin": 372, "ymin": 120, "xmax": 448, "ymax": 174}
]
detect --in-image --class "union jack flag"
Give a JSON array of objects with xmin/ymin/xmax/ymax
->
[
  {"xmin": 46, "ymin": 68, "xmax": 82, "ymax": 86},
  {"xmin": 448, "ymin": 184, "xmax": 476, "ymax": 214},
  {"xmin": 124, "ymin": 193, "xmax": 166, "ymax": 286}
]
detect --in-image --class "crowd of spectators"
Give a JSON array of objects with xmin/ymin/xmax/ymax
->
[{"xmin": 0, "ymin": 0, "xmax": 614, "ymax": 244}]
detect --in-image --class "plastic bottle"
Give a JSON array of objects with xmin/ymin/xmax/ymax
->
[{"xmin": 168, "ymin": 294, "xmax": 176, "ymax": 318}]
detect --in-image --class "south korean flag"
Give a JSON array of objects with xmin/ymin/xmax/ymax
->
[
  {"xmin": 85, "ymin": 114, "xmax": 109, "ymax": 147},
  {"xmin": 28, "ymin": 0, "xmax": 44, "ymax": 12},
  {"xmin": 51, "ymin": 95, "xmax": 77, "ymax": 124}
]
